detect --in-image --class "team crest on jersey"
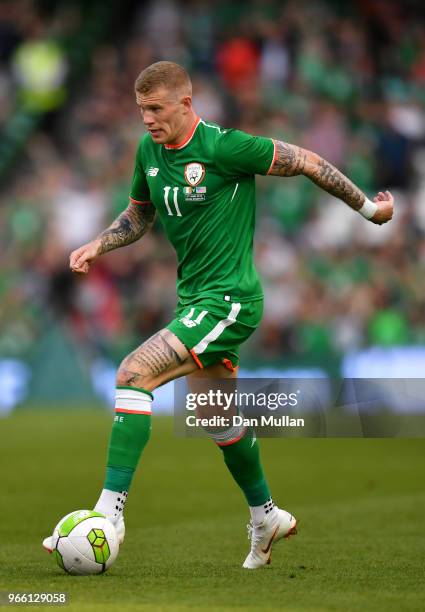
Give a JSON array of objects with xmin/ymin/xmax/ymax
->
[{"xmin": 184, "ymin": 162, "xmax": 205, "ymax": 187}]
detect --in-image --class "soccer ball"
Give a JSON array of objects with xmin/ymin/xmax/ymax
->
[{"xmin": 51, "ymin": 510, "xmax": 119, "ymax": 575}]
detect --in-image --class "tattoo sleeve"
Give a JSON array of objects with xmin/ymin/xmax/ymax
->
[
  {"xmin": 97, "ymin": 202, "xmax": 156, "ymax": 255},
  {"xmin": 268, "ymin": 140, "xmax": 366, "ymax": 211}
]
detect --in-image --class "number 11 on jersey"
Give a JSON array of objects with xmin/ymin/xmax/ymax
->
[{"xmin": 163, "ymin": 186, "xmax": 182, "ymax": 217}]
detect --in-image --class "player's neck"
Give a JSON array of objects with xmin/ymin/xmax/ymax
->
[{"xmin": 166, "ymin": 112, "xmax": 199, "ymax": 149}]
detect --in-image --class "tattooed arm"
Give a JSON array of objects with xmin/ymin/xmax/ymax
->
[
  {"xmin": 268, "ymin": 140, "xmax": 393, "ymax": 225},
  {"xmin": 97, "ymin": 202, "xmax": 156, "ymax": 255},
  {"xmin": 69, "ymin": 202, "xmax": 156, "ymax": 273}
]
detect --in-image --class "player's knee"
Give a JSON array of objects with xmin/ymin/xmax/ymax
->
[
  {"xmin": 116, "ymin": 353, "xmax": 155, "ymax": 390},
  {"xmin": 115, "ymin": 329, "xmax": 193, "ymax": 391}
]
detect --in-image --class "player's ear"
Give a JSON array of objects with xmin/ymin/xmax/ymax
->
[{"xmin": 181, "ymin": 95, "xmax": 192, "ymax": 113}]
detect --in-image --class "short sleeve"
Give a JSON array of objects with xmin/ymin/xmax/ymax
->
[
  {"xmin": 129, "ymin": 140, "xmax": 152, "ymax": 205},
  {"xmin": 215, "ymin": 129, "xmax": 276, "ymax": 176}
]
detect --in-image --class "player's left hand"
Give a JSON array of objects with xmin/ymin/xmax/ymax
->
[{"xmin": 370, "ymin": 191, "xmax": 394, "ymax": 225}]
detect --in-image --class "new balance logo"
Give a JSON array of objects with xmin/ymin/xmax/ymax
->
[{"xmin": 148, "ymin": 167, "xmax": 159, "ymax": 176}]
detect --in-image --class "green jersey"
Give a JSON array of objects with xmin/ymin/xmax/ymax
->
[{"xmin": 129, "ymin": 117, "xmax": 275, "ymax": 306}]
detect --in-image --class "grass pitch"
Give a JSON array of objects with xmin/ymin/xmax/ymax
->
[{"xmin": 0, "ymin": 410, "xmax": 424, "ymax": 612}]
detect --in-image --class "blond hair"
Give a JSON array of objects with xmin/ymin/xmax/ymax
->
[{"xmin": 135, "ymin": 61, "xmax": 192, "ymax": 97}]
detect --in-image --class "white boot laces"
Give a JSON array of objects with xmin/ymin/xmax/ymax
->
[{"xmin": 246, "ymin": 520, "xmax": 265, "ymax": 550}]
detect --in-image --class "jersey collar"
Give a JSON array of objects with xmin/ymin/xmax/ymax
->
[{"xmin": 164, "ymin": 116, "xmax": 200, "ymax": 150}]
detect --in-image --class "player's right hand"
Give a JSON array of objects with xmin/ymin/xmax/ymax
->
[
  {"xmin": 370, "ymin": 191, "xmax": 394, "ymax": 225},
  {"xmin": 69, "ymin": 240, "xmax": 101, "ymax": 274}
]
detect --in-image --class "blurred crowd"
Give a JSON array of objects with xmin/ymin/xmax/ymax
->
[{"xmin": 1, "ymin": 0, "xmax": 425, "ymax": 372}]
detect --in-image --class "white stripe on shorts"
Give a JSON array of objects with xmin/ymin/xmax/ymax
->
[{"xmin": 192, "ymin": 302, "xmax": 241, "ymax": 355}]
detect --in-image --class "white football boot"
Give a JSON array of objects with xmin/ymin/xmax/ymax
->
[
  {"xmin": 114, "ymin": 514, "xmax": 125, "ymax": 545},
  {"xmin": 42, "ymin": 536, "xmax": 54, "ymax": 553},
  {"xmin": 242, "ymin": 508, "xmax": 297, "ymax": 569}
]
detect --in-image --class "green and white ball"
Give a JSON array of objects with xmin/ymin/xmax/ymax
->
[{"xmin": 52, "ymin": 510, "xmax": 119, "ymax": 575}]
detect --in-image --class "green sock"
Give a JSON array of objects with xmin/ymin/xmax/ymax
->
[
  {"xmin": 103, "ymin": 386, "xmax": 153, "ymax": 492},
  {"xmin": 218, "ymin": 428, "xmax": 271, "ymax": 506}
]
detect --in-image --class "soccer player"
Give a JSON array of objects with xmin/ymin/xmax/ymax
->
[{"xmin": 43, "ymin": 62, "xmax": 393, "ymax": 569}]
